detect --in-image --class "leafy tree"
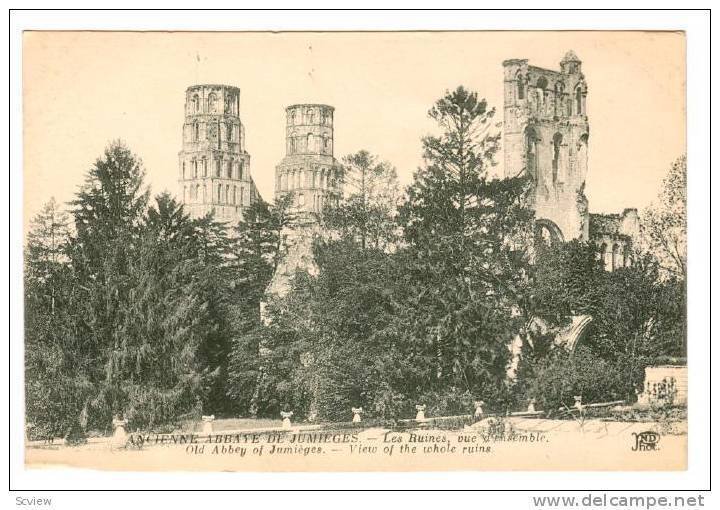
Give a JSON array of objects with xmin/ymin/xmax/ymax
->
[
  {"xmin": 324, "ymin": 150, "xmax": 400, "ymax": 250},
  {"xmin": 641, "ymin": 155, "xmax": 687, "ymax": 279},
  {"xmin": 24, "ymin": 199, "xmax": 87, "ymax": 439}
]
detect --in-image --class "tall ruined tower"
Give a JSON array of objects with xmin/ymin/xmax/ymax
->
[
  {"xmin": 274, "ymin": 104, "xmax": 342, "ymax": 215},
  {"xmin": 178, "ymin": 84, "xmax": 258, "ymax": 222},
  {"xmin": 502, "ymin": 51, "xmax": 590, "ymax": 241},
  {"xmin": 265, "ymin": 104, "xmax": 343, "ymax": 298}
]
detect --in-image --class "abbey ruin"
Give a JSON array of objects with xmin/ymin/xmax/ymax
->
[{"xmin": 178, "ymin": 51, "xmax": 638, "ymax": 277}]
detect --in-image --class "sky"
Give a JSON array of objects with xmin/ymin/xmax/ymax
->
[{"xmin": 23, "ymin": 31, "xmax": 685, "ymax": 233}]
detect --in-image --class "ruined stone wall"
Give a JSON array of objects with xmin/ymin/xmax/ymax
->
[
  {"xmin": 589, "ymin": 209, "xmax": 640, "ymax": 271},
  {"xmin": 503, "ymin": 52, "xmax": 590, "ymax": 241}
]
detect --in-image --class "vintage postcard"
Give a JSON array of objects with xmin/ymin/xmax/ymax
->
[{"xmin": 22, "ymin": 30, "xmax": 687, "ymax": 472}]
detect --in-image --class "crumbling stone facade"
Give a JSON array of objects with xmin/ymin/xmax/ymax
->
[
  {"xmin": 589, "ymin": 209, "xmax": 640, "ymax": 271},
  {"xmin": 503, "ymin": 51, "xmax": 590, "ymax": 242},
  {"xmin": 178, "ymin": 84, "xmax": 258, "ymax": 223},
  {"xmin": 502, "ymin": 51, "xmax": 638, "ymax": 265}
]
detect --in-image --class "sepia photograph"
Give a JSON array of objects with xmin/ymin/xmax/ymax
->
[{"xmin": 17, "ymin": 24, "xmax": 697, "ymax": 479}]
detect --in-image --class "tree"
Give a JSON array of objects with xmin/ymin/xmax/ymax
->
[
  {"xmin": 324, "ymin": 150, "xmax": 400, "ymax": 250},
  {"xmin": 225, "ymin": 194, "xmax": 298, "ymax": 415},
  {"xmin": 641, "ymin": 155, "xmax": 687, "ymax": 279},
  {"xmin": 394, "ymin": 87, "xmax": 535, "ymax": 409},
  {"xmin": 24, "ymin": 199, "xmax": 85, "ymax": 439},
  {"xmin": 62, "ymin": 141, "xmax": 150, "ymax": 430}
]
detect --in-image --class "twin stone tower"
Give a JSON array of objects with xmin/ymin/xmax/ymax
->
[
  {"xmin": 178, "ymin": 84, "xmax": 340, "ymax": 225},
  {"xmin": 178, "ymin": 52, "xmax": 638, "ymax": 296}
]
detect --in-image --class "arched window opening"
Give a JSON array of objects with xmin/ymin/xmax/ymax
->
[
  {"xmin": 217, "ymin": 184, "xmax": 222, "ymax": 204},
  {"xmin": 232, "ymin": 186, "xmax": 237, "ymax": 205},
  {"xmin": 238, "ymin": 161, "xmax": 244, "ymax": 180},
  {"xmin": 191, "ymin": 94, "xmax": 199, "ymax": 113},
  {"xmin": 192, "ymin": 160, "xmax": 198, "ymax": 178},
  {"xmin": 226, "ymin": 185, "xmax": 230, "ymax": 205},
  {"xmin": 182, "ymin": 162, "xmax": 186, "ymax": 179},
  {"xmin": 575, "ymin": 86, "xmax": 583, "ymax": 115},
  {"xmin": 227, "ymin": 161, "xmax": 233, "ymax": 179},
  {"xmin": 307, "ymin": 109, "xmax": 315, "ymax": 124},
  {"xmin": 193, "ymin": 122, "xmax": 199, "ymax": 142},
  {"xmin": 612, "ymin": 244, "xmax": 623, "ymax": 271},
  {"xmin": 208, "ymin": 93, "xmax": 218, "ymax": 113},
  {"xmin": 516, "ymin": 73, "xmax": 525, "ymax": 100},
  {"xmin": 307, "ymin": 133, "xmax": 314, "ymax": 153},
  {"xmin": 240, "ymin": 186, "xmax": 245, "ymax": 206},
  {"xmin": 552, "ymin": 133, "xmax": 563, "ymax": 184},
  {"xmin": 202, "ymin": 158, "xmax": 207, "ymax": 177},
  {"xmin": 195, "ymin": 184, "xmax": 200, "ymax": 202},
  {"xmin": 202, "ymin": 184, "xmax": 206, "ymax": 203},
  {"xmin": 227, "ymin": 123, "xmax": 233, "ymax": 142},
  {"xmin": 524, "ymin": 127, "xmax": 539, "ymax": 178},
  {"xmin": 603, "ymin": 244, "xmax": 613, "ymax": 271},
  {"xmin": 215, "ymin": 159, "xmax": 221, "ymax": 178}
]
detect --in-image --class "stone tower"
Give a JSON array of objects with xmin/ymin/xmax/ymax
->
[
  {"xmin": 502, "ymin": 51, "xmax": 590, "ymax": 242},
  {"xmin": 274, "ymin": 104, "xmax": 342, "ymax": 215},
  {"xmin": 265, "ymin": 104, "xmax": 342, "ymax": 298},
  {"xmin": 178, "ymin": 84, "xmax": 258, "ymax": 223}
]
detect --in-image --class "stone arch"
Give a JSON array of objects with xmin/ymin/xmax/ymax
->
[
  {"xmin": 535, "ymin": 218, "xmax": 564, "ymax": 246},
  {"xmin": 555, "ymin": 315, "xmax": 594, "ymax": 353},
  {"xmin": 182, "ymin": 161, "xmax": 186, "ymax": 179},
  {"xmin": 191, "ymin": 94, "xmax": 199, "ymax": 113}
]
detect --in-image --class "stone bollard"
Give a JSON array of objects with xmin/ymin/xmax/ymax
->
[
  {"xmin": 527, "ymin": 398, "xmax": 536, "ymax": 413},
  {"xmin": 111, "ymin": 415, "xmax": 129, "ymax": 447},
  {"xmin": 281, "ymin": 411, "xmax": 293, "ymax": 429},
  {"xmin": 201, "ymin": 415, "xmax": 215, "ymax": 434},
  {"xmin": 415, "ymin": 404, "xmax": 426, "ymax": 421},
  {"xmin": 573, "ymin": 396, "xmax": 584, "ymax": 413},
  {"xmin": 474, "ymin": 400, "xmax": 485, "ymax": 419},
  {"xmin": 352, "ymin": 407, "xmax": 363, "ymax": 423}
]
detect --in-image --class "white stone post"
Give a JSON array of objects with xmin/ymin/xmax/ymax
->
[
  {"xmin": 281, "ymin": 411, "xmax": 293, "ymax": 429},
  {"xmin": 111, "ymin": 416, "xmax": 128, "ymax": 446},
  {"xmin": 474, "ymin": 400, "xmax": 485, "ymax": 419},
  {"xmin": 527, "ymin": 398, "xmax": 536, "ymax": 413},
  {"xmin": 415, "ymin": 404, "xmax": 426, "ymax": 421},
  {"xmin": 201, "ymin": 415, "xmax": 215, "ymax": 434},
  {"xmin": 573, "ymin": 395, "xmax": 584, "ymax": 412},
  {"xmin": 352, "ymin": 407, "xmax": 363, "ymax": 423}
]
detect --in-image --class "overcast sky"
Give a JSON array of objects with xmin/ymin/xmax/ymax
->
[{"xmin": 23, "ymin": 31, "xmax": 685, "ymax": 232}]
